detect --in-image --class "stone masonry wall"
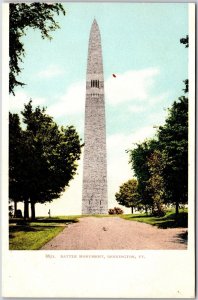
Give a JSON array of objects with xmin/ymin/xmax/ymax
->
[{"xmin": 82, "ymin": 19, "xmax": 108, "ymax": 214}]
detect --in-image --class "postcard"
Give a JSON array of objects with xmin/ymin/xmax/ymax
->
[{"xmin": 2, "ymin": 2, "xmax": 195, "ymax": 298}]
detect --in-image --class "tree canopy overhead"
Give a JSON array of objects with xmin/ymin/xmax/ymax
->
[{"xmin": 9, "ymin": 3, "xmax": 65, "ymax": 94}]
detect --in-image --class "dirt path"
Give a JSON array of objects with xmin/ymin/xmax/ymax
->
[{"xmin": 41, "ymin": 217, "xmax": 187, "ymax": 250}]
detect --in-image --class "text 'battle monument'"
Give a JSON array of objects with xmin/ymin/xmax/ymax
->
[{"xmin": 82, "ymin": 19, "xmax": 108, "ymax": 214}]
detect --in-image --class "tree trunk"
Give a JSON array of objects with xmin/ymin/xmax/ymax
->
[
  {"xmin": 175, "ymin": 202, "xmax": 179, "ymax": 215},
  {"xmin": 31, "ymin": 201, "xmax": 36, "ymax": 221},
  {"xmin": 131, "ymin": 206, "xmax": 134, "ymax": 214},
  {"xmin": 14, "ymin": 201, "xmax": 17, "ymax": 217},
  {"xmin": 24, "ymin": 199, "xmax": 29, "ymax": 220}
]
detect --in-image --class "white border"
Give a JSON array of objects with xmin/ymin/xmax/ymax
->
[{"xmin": 2, "ymin": 3, "xmax": 195, "ymax": 298}]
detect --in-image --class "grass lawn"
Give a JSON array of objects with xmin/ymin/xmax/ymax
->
[
  {"xmin": 121, "ymin": 210, "xmax": 188, "ymax": 229},
  {"xmin": 9, "ymin": 210, "xmax": 188, "ymax": 250},
  {"xmin": 9, "ymin": 217, "xmax": 78, "ymax": 250}
]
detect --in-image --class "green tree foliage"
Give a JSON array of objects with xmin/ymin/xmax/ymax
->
[
  {"xmin": 129, "ymin": 140, "xmax": 158, "ymax": 212},
  {"xmin": 115, "ymin": 179, "xmax": 141, "ymax": 213},
  {"xmin": 158, "ymin": 96, "xmax": 188, "ymax": 214},
  {"xmin": 9, "ymin": 101, "xmax": 81, "ymax": 220},
  {"xmin": 147, "ymin": 150, "xmax": 165, "ymax": 216},
  {"xmin": 180, "ymin": 35, "xmax": 188, "ymax": 93},
  {"xmin": 9, "ymin": 113, "xmax": 25, "ymax": 216},
  {"xmin": 9, "ymin": 3, "xmax": 65, "ymax": 94},
  {"xmin": 129, "ymin": 97, "xmax": 188, "ymax": 215},
  {"xmin": 183, "ymin": 79, "xmax": 188, "ymax": 94},
  {"xmin": 180, "ymin": 35, "xmax": 189, "ymax": 48}
]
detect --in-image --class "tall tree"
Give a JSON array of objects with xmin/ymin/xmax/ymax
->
[
  {"xmin": 9, "ymin": 113, "xmax": 25, "ymax": 216},
  {"xmin": 9, "ymin": 101, "xmax": 81, "ymax": 220},
  {"xmin": 147, "ymin": 150, "xmax": 165, "ymax": 216},
  {"xmin": 128, "ymin": 139, "xmax": 158, "ymax": 212},
  {"xmin": 115, "ymin": 179, "xmax": 140, "ymax": 213},
  {"xmin": 158, "ymin": 96, "xmax": 188, "ymax": 214},
  {"xmin": 9, "ymin": 3, "xmax": 65, "ymax": 94}
]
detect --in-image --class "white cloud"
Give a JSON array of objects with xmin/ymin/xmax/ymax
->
[
  {"xmin": 9, "ymin": 91, "xmax": 46, "ymax": 114},
  {"xmin": 47, "ymin": 67, "xmax": 160, "ymax": 119},
  {"xmin": 128, "ymin": 104, "xmax": 146, "ymax": 113},
  {"xmin": 128, "ymin": 90, "xmax": 169, "ymax": 116},
  {"xmin": 37, "ymin": 64, "xmax": 65, "ymax": 79},
  {"xmin": 105, "ymin": 67, "xmax": 160, "ymax": 105},
  {"xmin": 147, "ymin": 92, "xmax": 169, "ymax": 106},
  {"xmin": 107, "ymin": 127, "xmax": 156, "ymax": 178},
  {"xmin": 47, "ymin": 81, "xmax": 85, "ymax": 117},
  {"xmin": 130, "ymin": 126, "xmax": 157, "ymax": 145},
  {"xmin": 122, "ymin": 92, "xmax": 169, "ymax": 115}
]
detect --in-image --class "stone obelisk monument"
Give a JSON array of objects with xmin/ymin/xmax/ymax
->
[{"xmin": 82, "ymin": 19, "xmax": 108, "ymax": 214}]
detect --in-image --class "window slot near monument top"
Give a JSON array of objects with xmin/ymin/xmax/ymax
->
[{"xmin": 91, "ymin": 80, "xmax": 99, "ymax": 88}]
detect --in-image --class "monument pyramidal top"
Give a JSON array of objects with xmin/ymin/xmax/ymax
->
[{"xmin": 87, "ymin": 19, "xmax": 103, "ymax": 76}]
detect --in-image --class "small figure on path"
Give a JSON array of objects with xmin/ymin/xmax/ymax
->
[{"xmin": 48, "ymin": 209, "xmax": 51, "ymax": 218}]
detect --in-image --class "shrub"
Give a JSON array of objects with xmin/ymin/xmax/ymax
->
[
  {"xmin": 152, "ymin": 207, "xmax": 166, "ymax": 217},
  {"xmin": 108, "ymin": 208, "xmax": 115, "ymax": 215},
  {"xmin": 108, "ymin": 207, "xmax": 123, "ymax": 215},
  {"xmin": 114, "ymin": 207, "xmax": 124, "ymax": 214}
]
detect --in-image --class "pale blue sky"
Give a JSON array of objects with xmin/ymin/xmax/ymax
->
[{"xmin": 10, "ymin": 3, "xmax": 189, "ymax": 215}]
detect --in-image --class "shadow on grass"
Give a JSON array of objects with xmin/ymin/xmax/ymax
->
[
  {"xmin": 124, "ymin": 212, "xmax": 188, "ymax": 229},
  {"xmin": 9, "ymin": 217, "xmax": 78, "ymax": 240},
  {"xmin": 156, "ymin": 212, "xmax": 188, "ymax": 229},
  {"xmin": 127, "ymin": 215, "xmax": 152, "ymax": 219},
  {"xmin": 9, "ymin": 224, "xmax": 60, "ymax": 233},
  {"xmin": 10, "ymin": 225, "xmax": 38, "ymax": 233},
  {"xmin": 10, "ymin": 218, "xmax": 78, "ymax": 226},
  {"xmin": 36, "ymin": 218, "xmax": 77, "ymax": 224},
  {"xmin": 9, "ymin": 224, "xmax": 60, "ymax": 239},
  {"xmin": 175, "ymin": 231, "xmax": 188, "ymax": 245}
]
